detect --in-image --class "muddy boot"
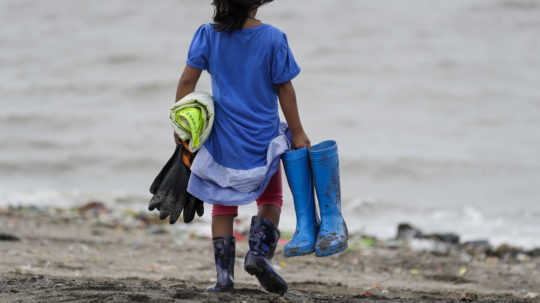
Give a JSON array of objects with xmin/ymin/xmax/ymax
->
[
  {"xmin": 244, "ymin": 216, "xmax": 288, "ymax": 296},
  {"xmin": 282, "ymin": 147, "xmax": 319, "ymax": 257},
  {"xmin": 208, "ymin": 237, "xmax": 235, "ymax": 292},
  {"xmin": 311, "ymin": 141, "xmax": 348, "ymax": 257}
]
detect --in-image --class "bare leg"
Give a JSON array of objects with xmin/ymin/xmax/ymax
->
[
  {"xmin": 257, "ymin": 204, "xmax": 281, "ymax": 227},
  {"xmin": 212, "ymin": 215, "xmax": 235, "ymax": 238}
]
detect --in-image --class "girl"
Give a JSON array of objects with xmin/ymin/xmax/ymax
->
[{"xmin": 175, "ymin": 0, "xmax": 310, "ymax": 296}]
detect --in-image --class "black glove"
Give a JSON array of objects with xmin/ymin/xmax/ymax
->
[{"xmin": 148, "ymin": 144, "xmax": 204, "ymax": 224}]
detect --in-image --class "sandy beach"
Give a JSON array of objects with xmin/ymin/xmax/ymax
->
[{"xmin": 1, "ymin": 206, "xmax": 538, "ymax": 303}]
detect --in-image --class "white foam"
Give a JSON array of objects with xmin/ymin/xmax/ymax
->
[{"xmin": 0, "ymin": 188, "xmax": 146, "ymax": 209}]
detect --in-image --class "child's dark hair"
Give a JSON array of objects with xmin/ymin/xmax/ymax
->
[{"xmin": 212, "ymin": 0, "xmax": 274, "ymax": 32}]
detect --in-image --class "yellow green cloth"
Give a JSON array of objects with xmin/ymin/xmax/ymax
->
[
  {"xmin": 169, "ymin": 92, "xmax": 214, "ymax": 152},
  {"xmin": 174, "ymin": 107, "xmax": 204, "ymax": 147}
]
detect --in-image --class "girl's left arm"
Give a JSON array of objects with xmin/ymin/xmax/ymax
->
[
  {"xmin": 277, "ymin": 81, "xmax": 311, "ymax": 150},
  {"xmin": 173, "ymin": 65, "xmax": 202, "ymax": 144}
]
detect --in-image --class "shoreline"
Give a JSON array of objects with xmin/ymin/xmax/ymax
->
[{"xmin": 1, "ymin": 205, "xmax": 539, "ymax": 302}]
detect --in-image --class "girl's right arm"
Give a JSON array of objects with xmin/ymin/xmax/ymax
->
[
  {"xmin": 277, "ymin": 81, "xmax": 311, "ymax": 150},
  {"xmin": 173, "ymin": 65, "xmax": 203, "ymax": 144},
  {"xmin": 176, "ymin": 65, "xmax": 202, "ymax": 101}
]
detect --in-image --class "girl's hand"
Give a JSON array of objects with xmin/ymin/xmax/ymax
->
[
  {"xmin": 292, "ymin": 130, "xmax": 311, "ymax": 150},
  {"xmin": 174, "ymin": 132, "xmax": 182, "ymax": 145}
]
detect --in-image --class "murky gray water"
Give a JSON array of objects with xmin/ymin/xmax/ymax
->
[{"xmin": 1, "ymin": 0, "xmax": 539, "ymax": 247}]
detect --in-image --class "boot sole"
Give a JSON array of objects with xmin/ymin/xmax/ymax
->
[
  {"xmin": 207, "ymin": 285, "xmax": 234, "ymax": 293},
  {"xmin": 284, "ymin": 246, "xmax": 315, "ymax": 258},
  {"xmin": 315, "ymin": 242, "xmax": 348, "ymax": 257},
  {"xmin": 245, "ymin": 260, "xmax": 287, "ymax": 296},
  {"xmin": 316, "ymin": 222, "xmax": 349, "ymax": 257}
]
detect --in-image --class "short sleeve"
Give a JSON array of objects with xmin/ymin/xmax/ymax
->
[
  {"xmin": 271, "ymin": 33, "xmax": 301, "ymax": 84},
  {"xmin": 187, "ymin": 24, "xmax": 210, "ymax": 70}
]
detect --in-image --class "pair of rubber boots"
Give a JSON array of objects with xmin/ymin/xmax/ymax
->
[
  {"xmin": 283, "ymin": 140, "xmax": 348, "ymax": 257},
  {"xmin": 209, "ymin": 216, "xmax": 287, "ymax": 295}
]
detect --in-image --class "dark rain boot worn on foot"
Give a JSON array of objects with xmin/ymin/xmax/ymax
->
[
  {"xmin": 244, "ymin": 216, "xmax": 288, "ymax": 296},
  {"xmin": 282, "ymin": 147, "xmax": 320, "ymax": 257},
  {"xmin": 208, "ymin": 236, "xmax": 235, "ymax": 292},
  {"xmin": 311, "ymin": 141, "xmax": 349, "ymax": 257}
]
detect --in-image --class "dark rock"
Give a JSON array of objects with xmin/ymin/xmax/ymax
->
[
  {"xmin": 462, "ymin": 240, "xmax": 492, "ymax": 255},
  {"xmin": 0, "ymin": 233, "xmax": 20, "ymax": 241},
  {"xmin": 397, "ymin": 223, "xmax": 459, "ymax": 244},
  {"xmin": 146, "ymin": 226, "xmax": 168, "ymax": 235},
  {"xmin": 425, "ymin": 233, "xmax": 460, "ymax": 245},
  {"xmin": 425, "ymin": 274, "xmax": 474, "ymax": 285},
  {"xmin": 526, "ymin": 248, "xmax": 540, "ymax": 257},
  {"xmin": 396, "ymin": 223, "xmax": 423, "ymax": 240},
  {"xmin": 491, "ymin": 244, "xmax": 522, "ymax": 258},
  {"xmin": 91, "ymin": 229, "xmax": 104, "ymax": 236}
]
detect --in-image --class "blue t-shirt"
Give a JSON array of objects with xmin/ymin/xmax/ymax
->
[{"xmin": 187, "ymin": 23, "xmax": 300, "ymax": 170}]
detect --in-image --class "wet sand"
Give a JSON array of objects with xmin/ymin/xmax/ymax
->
[{"xmin": 1, "ymin": 209, "xmax": 539, "ymax": 302}]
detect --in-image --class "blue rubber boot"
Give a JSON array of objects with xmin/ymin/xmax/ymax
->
[
  {"xmin": 311, "ymin": 140, "xmax": 348, "ymax": 257},
  {"xmin": 282, "ymin": 147, "xmax": 320, "ymax": 257},
  {"xmin": 208, "ymin": 237, "xmax": 235, "ymax": 292}
]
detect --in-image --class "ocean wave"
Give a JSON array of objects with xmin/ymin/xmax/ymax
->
[
  {"xmin": 470, "ymin": 0, "xmax": 540, "ymax": 12},
  {"xmin": 127, "ymin": 80, "xmax": 176, "ymax": 95},
  {"xmin": 500, "ymin": 0, "xmax": 539, "ymax": 10},
  {"xmin": 0, "ymin": 160, "xmax": 75, "ymax": 174},
  {"xmin": 0, "ymin": 112, "xmax": 97, "ymax": 130},
  {"xmin": 340, "ymin": 156, "xmax": 538, "ymax": 181},
  {"xmin": 99, "ymin": 53, "xmax": 140, "ymax": 66},
  {"xmin": 0, "ymin": 189, "xmax": 148, "ymax": 209},
  {"xmin": 2, "ymin": 82, "xmax": 117, "ymax": 96}
]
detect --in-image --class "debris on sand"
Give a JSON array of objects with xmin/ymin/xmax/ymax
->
[
  {"xmin": 394, "ymin": 222, "xmax": 540, "ymax": 260},
  {"xmin": 75, "ymin": 201, "xmax": 109, "ymax": 216},
  {"xmin": 396, "ymin": 223, "xmax": 460, "ymax": 244}
]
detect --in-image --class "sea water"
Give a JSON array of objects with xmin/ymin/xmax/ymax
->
[{"xmin": 1, "ymin": 0, "xmax": 539, "ymax": 247}]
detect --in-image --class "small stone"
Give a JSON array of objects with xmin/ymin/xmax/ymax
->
[
  {"xmin": 396, "ymin": 223, "xmax": 422, "ymax": 240},
  {"xmin": 460, "ymin": 292, "xmax": 478, "ymax": 302},
  {"xmin": 516, "ymin": 253, "xmax": 529, "ymax": 262}
]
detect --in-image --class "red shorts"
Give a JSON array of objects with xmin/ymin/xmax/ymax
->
[{"xmin": 211, "ymin": 166, "xmax": 283, "ymax": 217}]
